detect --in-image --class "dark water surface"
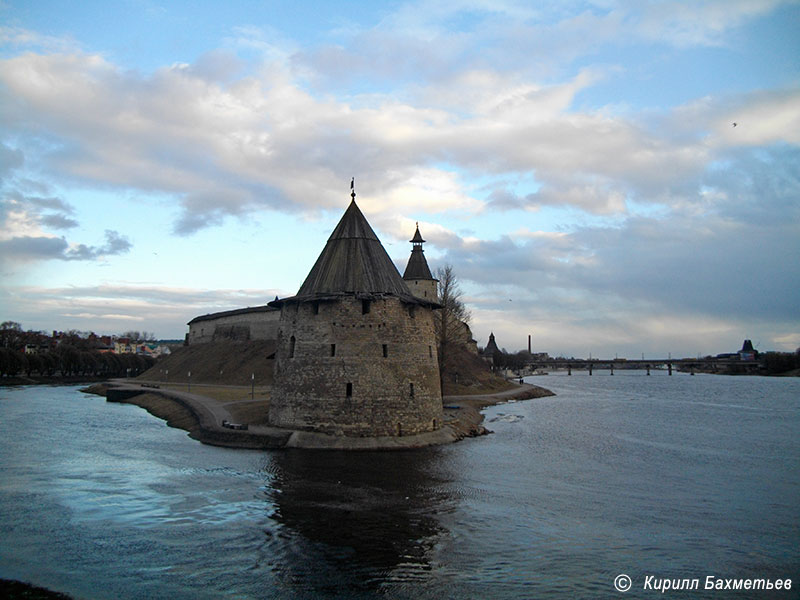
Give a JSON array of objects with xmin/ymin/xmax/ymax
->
[{"xmin": 1, "ymin": 373, "xmax": 798, "ymax": 599}]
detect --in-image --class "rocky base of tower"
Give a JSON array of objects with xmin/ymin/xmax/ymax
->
[{"xmin": 84, "ymin": 380, "xmax": 553, "ymax": 450}]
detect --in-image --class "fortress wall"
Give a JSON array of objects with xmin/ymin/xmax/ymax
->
[
  {"xmin": 269, "ymin": 297, "xmax": 443, "ymax": 437},
  {"xmin": 188, "ymin": 310, "xmax": 279, "ymax": 345},
  {"xmin": 406, "ymin": 278, "xmax": 438, "ymax": 302}
]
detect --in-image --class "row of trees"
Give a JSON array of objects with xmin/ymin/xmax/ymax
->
[
  {"xmin": 0, "ymin": 321, "xmax": 157, "ymax": 351},
  {"xmin": 761, "ymin": 350, "xmax": 800, "ymax": 375},
  {"xmin": 0, "ymin": 345, "xmax": 155, "ymax": 379}
]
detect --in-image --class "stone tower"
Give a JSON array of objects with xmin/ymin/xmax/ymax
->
[
  {"xmin": 402, "ymin": 223, "xmax": 438, "ymax": 301},
  {"xmin": 268, "ymin": 189, "xmax": 443, "ymax": 437}
]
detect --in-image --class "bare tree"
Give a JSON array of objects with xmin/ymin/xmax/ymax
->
[{"xmin": 435, "ymin": 264, "xmax": 470, "ymax": 389}]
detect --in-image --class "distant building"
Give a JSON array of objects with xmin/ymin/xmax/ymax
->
[
  {"xmin": 481, "ymin": 332, "xmax": 502, "ymax": 365},
  {"xmin": 114, "ymin": 338, "xmax": 133, "ymax": 354},
  {"xmin": 739, "ymin": 339, "xmax": 757, "ymax": 361},
  {"xmin": 135, "ymin": 343, "xmax": 172, "ymax": 358}
]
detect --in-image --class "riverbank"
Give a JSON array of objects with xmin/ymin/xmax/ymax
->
[
  {"xmin": 0, "ymin": 578, "xmax": 73, "ymax": 599},
  {"xmin": 82, "ymin": 380, "xmax": 554, "ymax": 450},
  {"xmin": 1, "ymin": 375, "xmax": 110, "ymax": 386}
]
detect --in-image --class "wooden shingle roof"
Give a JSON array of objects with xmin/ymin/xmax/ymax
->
[
  {"xmin": 271, "ymin": 199, "xmax": 439, "ymax": 307},
  {"xmin": 402, "ymin": 224, "xmax": 435, "ymax": 281}
]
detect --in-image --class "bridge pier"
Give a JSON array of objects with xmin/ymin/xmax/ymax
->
[
  {"xmin": 646, "ymin": 364, "xmax": 650, "ymax": 376},
  {"xmin": 589, "ymin": 363, "xmax": 593, "ymax": 376},
  {"xmin": 610, "ymin": 364, "xmax": 614, "ymax": 375},
  {"xmin": 668, "ymin": 363, "xmax": 672, "ymax": 376},
  {"xmin": 567, "ymin": 364, "xmax": 571, "ymax": 376}
]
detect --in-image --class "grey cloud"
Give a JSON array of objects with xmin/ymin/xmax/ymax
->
[
  {"xmin": 0, "ymin": 235, "xmax": 69, "ymax": 260},
  {"xmin": 63, "ymin": 230, "xmax": 132, "ymax": 260},
  {"xmin": 26, "ymin": 194, "xmax": 75, "ymax": 214},
  {"xmin": 172, "ymin": 206, "xmax": 227, "ymax": 236},
  {"xmin": 40, "ymin": 213, "xmax": 79, "ymax": 229},
  {"xmin": 103, "ymin": 230, "xmax": 132, "ymax": 253},
  {"xmin": 1, "ymin": 189, "xmax": 80, "ymax": 232},
  {"xmin": 440, "ymin": 207, "xmax": 799, "ymax": 326},
  {"xmin": 0, "ymin": 230, "xmax": 132, "ymax": 262},
  {"xmin": 0, "ymin": 143, "xmax": 24, "ymax": 180}
]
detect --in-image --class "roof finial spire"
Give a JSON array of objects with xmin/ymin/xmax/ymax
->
[{"xmin": 350, "ymin": 177, "xmax": 356, "ymax": 201}]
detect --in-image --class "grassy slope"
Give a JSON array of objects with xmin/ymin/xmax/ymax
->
[
  {"xmin": 441, "ymin": 344, "xmax": 517, "ymax": 395},
  {"xmin": 138, "ymin": 340, "xmax": 275, "ymax": 386}
]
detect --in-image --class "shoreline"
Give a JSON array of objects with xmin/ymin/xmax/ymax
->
[{"xmin": 82, "ymin": 380, "xmax": 554, "ymax": 451}]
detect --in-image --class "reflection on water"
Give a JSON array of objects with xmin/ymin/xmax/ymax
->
[
  {"xmin": 265, "ymin": 450, "xmax": 451, "ymax": 595},
  {"xmin": 1, "ymin": 375, "xmax": 799, "ymax": 599}
]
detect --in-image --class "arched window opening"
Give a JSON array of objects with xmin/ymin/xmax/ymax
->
[
  {"xmin": 330, "ymin": 343, "xmax": 336, "ymax": 357},
  {"xmin": 289, "ymin": 336, "xmax": 296, "ymax": 359},
  {"xmin": 382, "ymin": 344, "xmax": 388, "ymax": 358},
  {"xmin": 346, "ymin": 382, "xmax": 353, "ymax": 398},
  {"xmin": 362, "ymin": 299, "xmax": 371, "ymax": 314}
]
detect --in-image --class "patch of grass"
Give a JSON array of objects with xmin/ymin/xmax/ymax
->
[{"xmin": 153, "ymin": 383, "xmax": 270, "ymax": 404}]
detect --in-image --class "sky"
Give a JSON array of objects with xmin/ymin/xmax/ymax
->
[{"xmin": 1, "ymin": 0, "xmax": 799, "ymax": 358}]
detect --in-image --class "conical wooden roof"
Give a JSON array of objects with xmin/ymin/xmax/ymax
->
[
  {"xmin": 403, "ymin": 224, "xmax": 435, "ymax": 281},
  {"xmin": 271, "ymin": 199, "xmax": 438, "ymax": 307}
]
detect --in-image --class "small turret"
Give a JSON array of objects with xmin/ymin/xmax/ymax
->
[{"xmin": 403, "ymin": 223, "xmax": 438, "ymax": 300}]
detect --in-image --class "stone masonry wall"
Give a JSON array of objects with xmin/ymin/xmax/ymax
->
[
  {"xmin": 269, "ymin": 297, "xmax": 443, "ymax": 437},
  {"xmin": 188, "ymin": 310, "xmax": 279, "ymax": 345},
  {"xmin": 405, "ymin": 278, "xmax": 438, "ymax": 302}
]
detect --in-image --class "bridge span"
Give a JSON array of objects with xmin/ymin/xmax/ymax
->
[{"xmin": 524, "ymin": 358, "xmax": 760, "ymax": 376}]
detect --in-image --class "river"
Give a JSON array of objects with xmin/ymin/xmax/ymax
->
[{"xmin": 1, "ymin": 372, "xmax": 798, "ymax": 599}]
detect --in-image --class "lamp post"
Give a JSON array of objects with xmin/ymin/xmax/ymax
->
[
  {"xmin": 187, "ymin": 371, "xmax": 191, "ymax": 392},
  {"xmin": 251, "ymin": 373, "xmax": 255, "ymax": 400}
]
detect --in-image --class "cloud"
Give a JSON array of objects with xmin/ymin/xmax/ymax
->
[
  {"xmin": 427, "ymin": 139, "xmax": 800, "ymax": 356},
  {"xmin": 0, "ymin": 25, "xmax": 80, "ymax": 53},
  {"xmin": 3, "ymin": 21, "xmax": 798, "ymax": 238},
  {"xmin": 1, "ymin": 186, "xmax": 79, "ymax": 237},
  {"xmin": 634, "ymin": 0, "xmax": 788, "ymax": 47},
  {"xmin": 40, "ymin": 213, "xmax": 79, "ymax": 229},
  {"xmin": 1, "ymin": 2, "xmax": 797, "ymax": 355},
  {"xmin": 0, "ymin": 143, "xmax": 24, "ymax": 180},
  {"xmin": 0, "ymin": 230, "xmax": 132, "ymax": 264},
  {"xmin": 0, "ymin": 283, "xmax": 284, "ymax": 338}
]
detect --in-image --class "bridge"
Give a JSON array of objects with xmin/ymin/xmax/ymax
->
[{"xmin": 521, "ymin": 358, "xmax": 761, "ymax": 376}]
